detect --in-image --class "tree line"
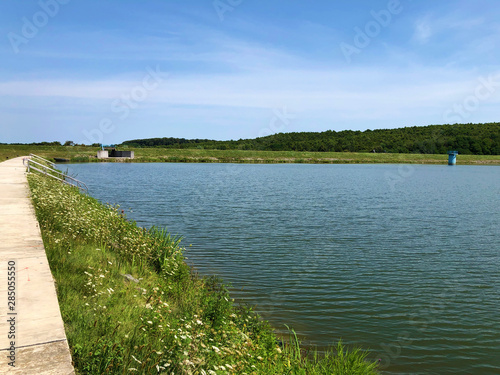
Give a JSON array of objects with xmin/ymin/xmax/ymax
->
[{"xmin": 123, "ymin": 122, "xmax": 500, "ymax": 155}]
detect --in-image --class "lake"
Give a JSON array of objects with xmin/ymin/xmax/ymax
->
[{"xmin": 60, "ymin": 162, "xmax": 500, "ymax": 374}]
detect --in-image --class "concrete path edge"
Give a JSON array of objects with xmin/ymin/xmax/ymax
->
[{"xmin": 0, "ymin": 157, "xmax": 74, "ymax": 374}]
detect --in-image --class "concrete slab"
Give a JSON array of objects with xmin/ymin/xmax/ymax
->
[
  {"xmin": 0, "ymin": 202, "xmax": 34, "ymax": 216},
  {"xmin": 0, "ymin": 341, "xmax": 74, "ymax": 374},
  {"xmin": 0, "ymin": 157, "xmax": 74, "ymax": 374}
]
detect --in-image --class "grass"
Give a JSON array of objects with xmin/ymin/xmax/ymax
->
[
  {"xmin": 2, "ymin": 144, "xmax": 500, "ymax": 164},
  {"xmin": 27, "ymin": 171, "xmax": 380, "ymax": 374}
]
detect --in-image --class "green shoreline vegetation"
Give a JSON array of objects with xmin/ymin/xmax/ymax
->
[
  {"xmin": 2, "ymin": 144, "xmax": 500, "ymax": 165},
  {"xmin": 27, "ymin": 171, "xmax": 380, "ymax": 374},
  {"xmin": 2, "ymin": 123, "xmax": 500, "ymax": 164},
  {"xmin": 121, "ymin": 123, "xmax": 500, "ymax": 155}
]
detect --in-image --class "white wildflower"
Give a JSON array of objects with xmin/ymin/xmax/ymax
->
[{"xmin": 131, "ymin": 355, "xmax": 141, "ymax": 364}]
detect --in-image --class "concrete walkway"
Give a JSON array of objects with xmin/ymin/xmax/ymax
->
[{"xmin": 0, "ymin": 157, "xmax": 74, "ymax": 374}]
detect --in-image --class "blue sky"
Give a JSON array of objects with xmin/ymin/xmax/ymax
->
[{"xmin": 1, "ymin": 0, "xmax": 500, "ymax": 144}]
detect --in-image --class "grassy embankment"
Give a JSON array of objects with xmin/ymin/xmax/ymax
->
[
  {"xmin": 3, "ymin": 144, "xmax": 500, "ymax": 164},
  {"xmin": 27, "ymin": 171, "xmax": 380, "ymax": 374}
]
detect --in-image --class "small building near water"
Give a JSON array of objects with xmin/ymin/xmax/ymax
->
[
  {"xmin": 97, "ymin": 146, "xmax": 134, "ymax": 159},
  {"xmin": 97, "ymin": 150, "xmax": 109, "ymax": 159},
  {"xmin": 109, "ymin": 150, "xmax": 134, "ymax": 158}
]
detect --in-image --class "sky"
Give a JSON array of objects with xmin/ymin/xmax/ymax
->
[{"xmin": 1, "ymin": 0, "xmax": 500, "ymax": 144}]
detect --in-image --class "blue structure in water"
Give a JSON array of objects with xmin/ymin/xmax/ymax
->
[{"xmin": 448, "ymin": 151, "xmax": 458, "ymax": 165}]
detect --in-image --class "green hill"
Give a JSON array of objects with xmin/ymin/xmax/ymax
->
[{"xmin": 121, "ymin": 123, "xmax": 500, "ymax": 155}]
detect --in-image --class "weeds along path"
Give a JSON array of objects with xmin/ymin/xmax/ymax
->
[{"xmin": 0, "ymin": 157, "xmax": 74, "ymax": 374}]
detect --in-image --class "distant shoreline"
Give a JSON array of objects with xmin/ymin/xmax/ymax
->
[
  {"xmin": 1, "ymin": 145, "xmax": 500, "ymax": 165},
  {"xmin": 66, "ymin": 157, "xmax": 500, "ymax": 165}
]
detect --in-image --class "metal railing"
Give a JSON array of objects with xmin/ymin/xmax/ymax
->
[
  {"xmin": 24, "ymin": 156, "xmax": 88, "ymax": 194},
  {"xmin": 29, "ymin": 153, "xmax": 56, "ymax": 168}
]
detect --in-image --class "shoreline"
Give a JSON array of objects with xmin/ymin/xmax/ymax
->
[
  {"xmin": 65, "ymin": 158, "xmax": 500, "ymax": 165},
  {"xmin": 2, "ymin": 145, "xmax": 500, "ymax": 165}
]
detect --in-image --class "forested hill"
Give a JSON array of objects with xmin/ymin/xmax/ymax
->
[{"xmin": 121, "ymin": 123, "xmax": 500, "ymax": 155}]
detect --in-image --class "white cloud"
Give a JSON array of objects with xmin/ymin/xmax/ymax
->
[
  {"xmin": 2, "ymin": 64, "xmax": 498, "ymax": 139},
  {"xmin": 2, "ymin": 4, "xmax": 500, "ymax": 143}
]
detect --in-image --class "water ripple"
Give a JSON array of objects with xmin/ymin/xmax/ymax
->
[{"xmin": 62, "ymin": 163, "xmax": 500, "ymax": 375}]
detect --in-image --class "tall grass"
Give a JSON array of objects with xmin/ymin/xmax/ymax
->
[
  {"xmin": 147, "ymin": 226, "xmax": 183, "ymax": 275},
  {"xmin": 28, "ymin": 173, "xmax": 379, "ymax": 374}
]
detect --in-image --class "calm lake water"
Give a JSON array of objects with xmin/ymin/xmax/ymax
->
[{"xmin": 60, "ymin": 162, "xmax": 500, "ymax": 374}]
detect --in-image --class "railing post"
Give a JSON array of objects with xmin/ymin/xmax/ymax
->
[{"xmin": 24, "ymin": 158, "xmax": 88, "ymax": 194}]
